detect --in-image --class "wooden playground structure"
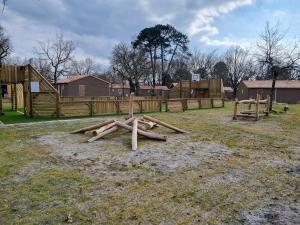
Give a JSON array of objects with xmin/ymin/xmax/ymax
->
[
  {"xmin": 0, "ymin": 64, "xmax": 59, "ymax": 117},
  {"xmin": 71, "ymin": 93, "xmax": 188, "ymax": 151},
  {"xmin": 233, "ymin": 94, "xmax": 270, "ymax": 120},
  {"xmin": 1, "ymin": 64, "xmax": 224, "ymax": 119},
  {"xmin": 169, "ymin": 79, "xmax": 224, "ymax": 99}
]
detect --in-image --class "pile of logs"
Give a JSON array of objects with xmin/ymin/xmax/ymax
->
[
  {"xmin": 233, "ymin": 94, "xmax": 270, "ymax": 120},
  {"xmin": 71, "ymin": 93, "xmax": 188, "ymax": 150}
]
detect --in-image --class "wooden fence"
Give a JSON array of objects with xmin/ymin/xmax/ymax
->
[
  {"xmin": 59, "ymin": 99, "xmax": 162, "ymax": 117},
  {"xmin": 60, "ymin": 95, "xmax": 165, "ymax": 102},
  {"xmin": 166, "ymin": 98, "xmax": 224, "ymax": 112}
]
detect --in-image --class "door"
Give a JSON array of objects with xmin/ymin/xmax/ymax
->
[{"xmin": 79, "ymin": 85, "xmax": 86, "ymax": 97}]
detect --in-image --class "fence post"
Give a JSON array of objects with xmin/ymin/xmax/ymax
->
[
  {"xmin": 222, "ymin": 98, "xmax": 225, "ymax": 108},
  {"xmin": 211, "ymin": 98, "xmax": 214, "ymax": 108},
  {"xmin": 56, "ymin": 93, "xmax": 60, "ymax": 117},
  {"xmin": 233, "ymin": 98, "xmax": 238, "ymax": 120},
  {"xmin": 198, "ymin": 98, "xmax": 202, "ymax": 109},
  {"xmin": 166, "ymin": 100, "xmax": 168, "ymax": 112},
  {"xmin": 89, "ymin": 101, "xmax": 93, "ymax": 116},
  {"xmin": 139, "ymin": 100, "xmax": 143, "ymax": 113},
  {"xmin": 116, "ymin": 100, "xmax": 120, "ymax": 114}
]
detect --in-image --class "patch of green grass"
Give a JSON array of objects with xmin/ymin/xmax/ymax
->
[{"xmin": 0, "ymin": 103, "xmax": 299, "ymax": 224}]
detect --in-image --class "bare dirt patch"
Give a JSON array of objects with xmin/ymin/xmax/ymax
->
[{"xmin": 243, "ymin": 203, "xmax": 300, "ymax": 225}]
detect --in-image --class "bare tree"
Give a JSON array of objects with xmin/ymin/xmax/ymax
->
[
  {"xmin": 188, "ymin": 49, "xmax": 217, "ymax": 79},
  {"xmin": 36, "ymin": 33, "xmax": 75, "ymax": 84},
  {"xmin": 224, "ymin": 46, "xmax": 253, "ymax": 97},
  {"xmin": 257, "ymin": 22, "xmax": 300, "ymax": 110},
  {"xmin": 70, "ymin": 57, "xmax": 97, "ymax": 75},
  {"xmin": 111, "ymin": 42, "xmax": 149, "ymax": 93},
  {"xmin": 0, "ymin": 25, "xmax": 11, "ymax": 64},
  {"xmin": 30, "ymin": 58, "xmax": 52, "ymax": 80}
]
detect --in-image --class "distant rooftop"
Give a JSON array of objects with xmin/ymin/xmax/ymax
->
[
  {"xmin": 56, "ymin": 75, "xmax": 110, "ymax": 84},
  {"xmin": 243, "ymin": 80, "xmax": 300, "ymax": 89}
]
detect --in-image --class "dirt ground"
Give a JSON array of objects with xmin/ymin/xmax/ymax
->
[{"xmin": 0, "ymin": 104, "xmax": 299, "ymax": 224}]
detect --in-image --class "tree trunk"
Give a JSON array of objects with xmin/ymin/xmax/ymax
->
[{"xmin": 269, "ymin": 68, "xmax": 278, "ymax": 112}]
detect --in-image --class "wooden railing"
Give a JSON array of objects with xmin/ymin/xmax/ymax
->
[
  {"xmin": 59, "ymin": 99, "xmax": 162, "ymax": 117},
  {"xmin": 166, "ymin": 98, "xmax": 224, "ymax": 112}
]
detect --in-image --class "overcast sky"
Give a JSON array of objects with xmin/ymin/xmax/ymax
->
[{"xmin": 1, "ymin": 0, "xmax": 299, "ymax": 67}]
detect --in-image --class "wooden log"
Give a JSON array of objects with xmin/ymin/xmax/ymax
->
[
  {"xmin": 88, "ymin": 117, "xmax": 134, "ymax": 142},
  {"xmin": 70, "ymin": 119, "xmax": 115, "ymax": 134},
  {"xmin": 143, "ymin": 115, "xmax": 188, "ymax": 133},
  {"xmin": 132, "ymin": 119, "xmax": 138, "ymax": 150},
  {"xmin": 115, "ymin": 121, "xmax": 167, "ymax": 141},
  {"xmin": 138, "ymin": 119, "xmax": 156, "ymax": 129},
  {"xmin": 92, "ymin": 121, "xmax": 117, "ymax": 135}
]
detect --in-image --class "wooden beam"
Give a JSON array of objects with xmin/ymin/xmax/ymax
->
[
  {"xmin": 115, "ymin": 121, "xmax": 167, "ymax": 141},
  {"xmin": 70, "ymin": 119, "xmax": 115, "ymax": 134},
  {"xmin": 92, "ymin": 121, "xmax": 117, "ymax": 135},
  {"xmin": 88, "ymin": 117, "xmax": 135, "ymax": 142},
  {"xmin": 143, "ymin": 115, "xmax": 188, "ymax": 133},
  {"xmin": 132, "ymin": 119, "xmax": 138, "ymax": 150},
  {"xmin": 0, "ymin": 82, "xmax": 3, "ymax": 116}
]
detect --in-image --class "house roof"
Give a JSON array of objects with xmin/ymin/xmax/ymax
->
[
  {"xmin": 112, "ymin": 83, "xmax": 169, "ymax": 90},
  {"xmin": 243, "ymin": 80, "xmax": 300, "ymax": 89},
  {"xmin": 224, "ymin": 86, "xmax": 233, "ymax": 92},
  {"xmin": 56, "ymin": 75, "xmax": 110, "ymax": 84}
]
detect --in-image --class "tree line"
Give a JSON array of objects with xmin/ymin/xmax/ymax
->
[{"xmin": 0, "ymin": 22, "xmax": 300, "ymax": 100}]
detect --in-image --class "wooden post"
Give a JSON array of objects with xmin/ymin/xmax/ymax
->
[
  {"xmin": 255, "ymin": 94, "xmax": 260, "ymax": 121},
  {"xmin": 248, "ymin": 102, "xmax": 252, "ymax": 110},
  {"xmin": 132, "ymin": 119, "xmax": 138, "ymax": 151},
  {"xmin": 139, "ymin": 100, "xmax": 143, "ymax": 113},
  {"xmin": 13, "ymin": 83, "xmax": 17, "ymax": 111},
  {"xmin": 28, "ymin": 65, "xmax": 33, "ymax": 118},
  {"xmin": 0, "ymin": 82, "xmax": 3, "ymax": 116},
  {"xmin": 198, "ymin": 98, "xmax": 202, "ymax": 109},
  {"xmin": 189, "ymin": 80, "xmax": 192, "ymax": 98},
  {"xmin": 116, "ymin": 100, "xmax": 120, "ymax": 114},
  {"xmin": 89, "ymin": 101, "xmax": 93, "ymax": 116},
  {"xmin": 180, "ymin": 81, "xmax": 182, "ymax": 98},
  {"xmin": 10, "ymin": 85, "xmax": 13, "ymax": 110},
  {"xmin": 166, "ymin": 100, "xmax": 168, "ymax": 112},
  {"xmin": 222, "ymin": 98, "xmax": 225, "ymax": 108},
  {"xmin": 211, "ymin": 98, "xmax": 214, "ymax": 108},
  {"xmin": 56, "ymin": 93, "xmax": 60, "ymax": 117},
  {"xmin": 23, "ymin": 82, "xmax": 26, "ymax": 115},
  {"xmin": 265, "ymin": 95, "xmax": 270, "ymax": 116},
  {"xmin": 233, "ymin": 98, "xmax": 238, "ymax": 120},
  {"xmin": 128, "ymin": 92, "xmax": 134, "ymax": 118}
]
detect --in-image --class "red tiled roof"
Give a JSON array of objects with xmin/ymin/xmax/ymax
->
[
  {"xmin": 56, "ymin": 75, "xmax": 110, "ymax": 84},
  {"xmin": 112, "ymin": 84, "xmax": 169, "ymax": 91},
  {"xmin": 243, "ymin": 80, "xmax": 300, "ymax": 89}
]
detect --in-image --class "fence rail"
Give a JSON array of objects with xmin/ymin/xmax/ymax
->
[
  {"xmin": 59, "ymin": 99, "xmax": 162, "ymax": 117},
  {"xmin": 166, "ymin": 98, "xmax": 224, "ymax": 112}
]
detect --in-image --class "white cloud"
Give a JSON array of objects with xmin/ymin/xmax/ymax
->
[{"xmin": 188, "ymin": 0, "xmax": 254, "ymax": 46}]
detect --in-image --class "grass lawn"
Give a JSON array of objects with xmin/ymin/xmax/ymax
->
[{"xmin": 0, "ymin": 103, "xmax": 299, "ymax": 224}]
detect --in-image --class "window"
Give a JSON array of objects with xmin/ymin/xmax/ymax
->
[{"xmin": 31, "ymin": 81, "xmax": 40, "ymax": 93}]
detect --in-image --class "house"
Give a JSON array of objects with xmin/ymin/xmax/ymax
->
[
  {"xmin": 55, "ymin": 75, "xmax": 111, "ymax": 96},
  {"xmin": 224, "ymin": 86, "xmax": 233, "ymax": 100},
  {"xmin": 111, "ymin": 84, "xmax": 169, "ymax": 97},
  {"xmin": 237, "ymin": 80, "xmax": 300, "ymax": 103}
]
